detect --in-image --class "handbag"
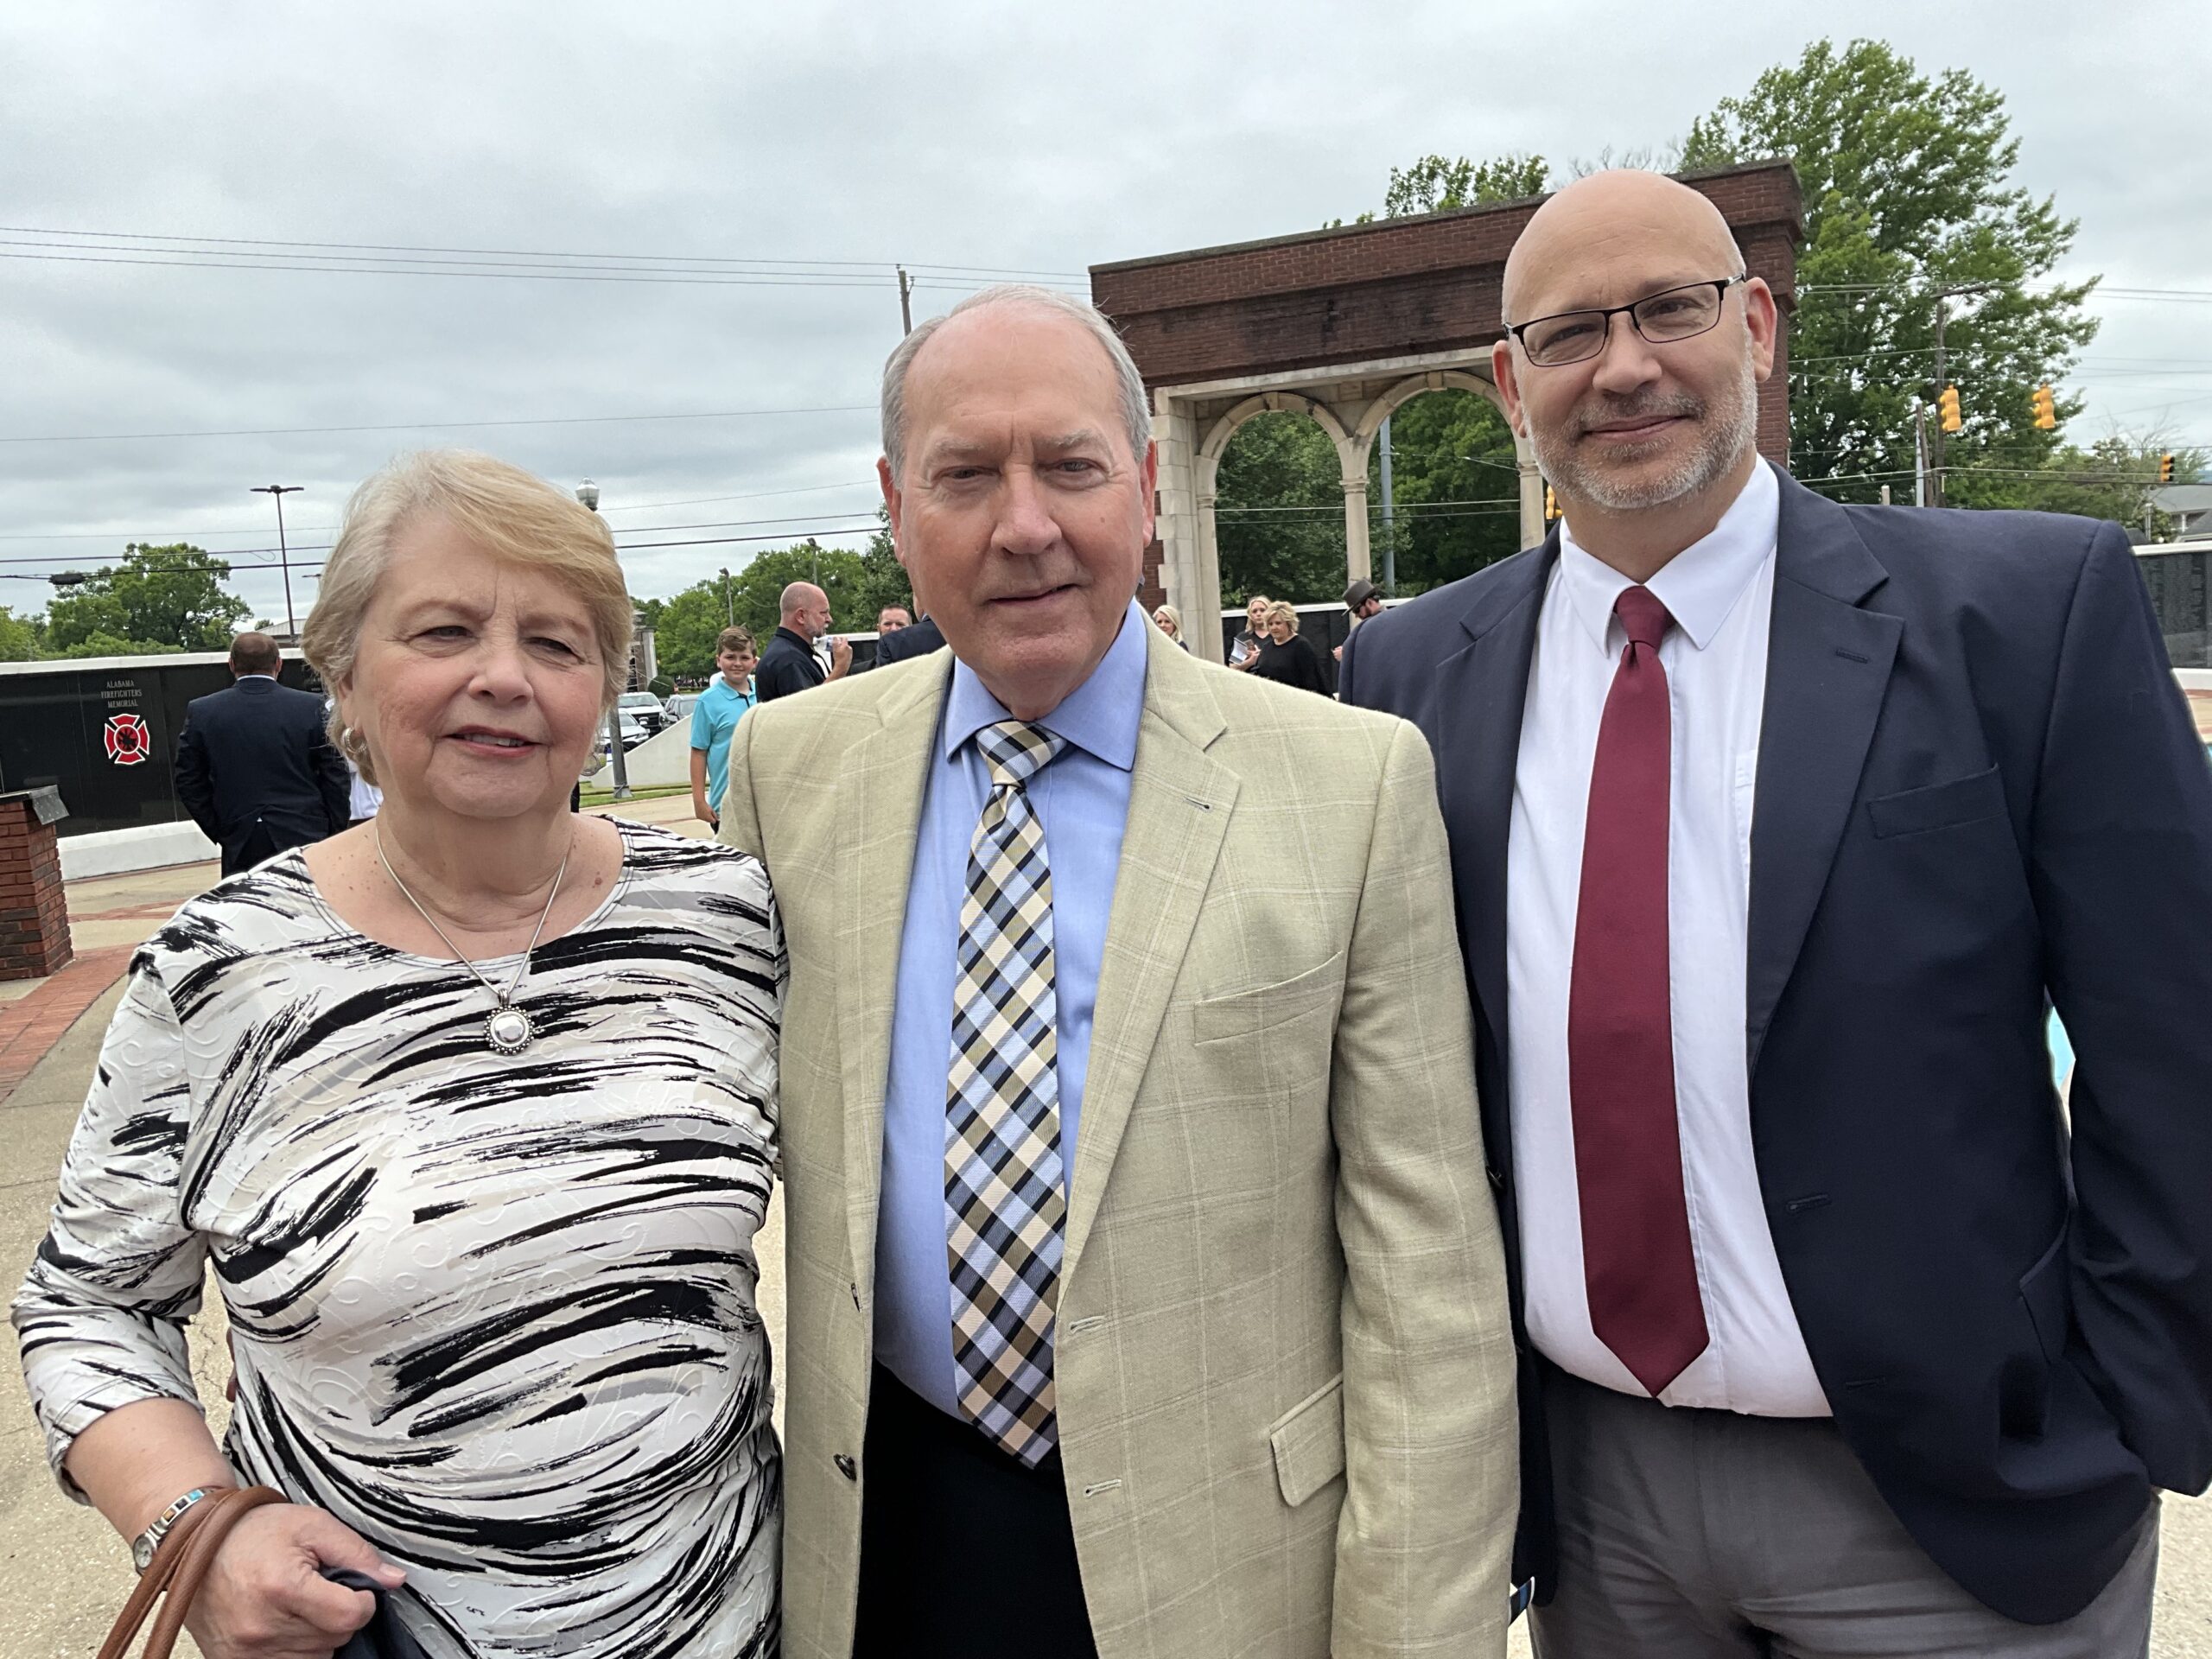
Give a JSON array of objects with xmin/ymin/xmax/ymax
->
[{"xmin": 97, "ymin": 1484, "xmax": 429, "ymax": 1659}]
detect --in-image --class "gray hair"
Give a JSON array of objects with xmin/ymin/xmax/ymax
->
[{"xmin": 880, "ymin": 283, "xmax": 1153, "ymax": 482}]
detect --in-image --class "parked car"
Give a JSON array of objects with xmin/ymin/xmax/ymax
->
[
  {"xmin": 596, "ymin": 711, "xmax": 651, "ymax": 756},
  {"xmin": 664, "ymin": 691, "xmax": 702, "ymax": 725},
  {"xmin": 618, "ymin": 690, "xmax": 671, "ymax": 736}
]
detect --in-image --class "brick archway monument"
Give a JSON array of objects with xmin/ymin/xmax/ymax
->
[{"xmin": 1090, "ymin": 160, "xmax": 1805, "ymax": 662}]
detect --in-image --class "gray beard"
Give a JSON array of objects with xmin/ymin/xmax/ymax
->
[{"xmin": 1534, "ymin": 356, "xmax": 1760, "ymax": 513}]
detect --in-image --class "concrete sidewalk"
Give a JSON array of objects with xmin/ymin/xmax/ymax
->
[{"xmin": 2, "ymin": 800, "xmax": 2209, "ymax": 1654}]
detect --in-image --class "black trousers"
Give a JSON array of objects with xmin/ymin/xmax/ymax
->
[{"xmin": 852, "ymin": 1365, "xmax": 1096, "ymax": 1659}]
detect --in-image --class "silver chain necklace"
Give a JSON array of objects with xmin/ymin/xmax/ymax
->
[{"xmin": 374, "ymin": 825, "xmax": 570, "ymax": 1057}]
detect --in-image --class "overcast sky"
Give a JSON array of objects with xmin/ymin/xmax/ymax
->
[{"xmin": 6, "ymin": 1, "xmax": 2209, "ymax": 626}]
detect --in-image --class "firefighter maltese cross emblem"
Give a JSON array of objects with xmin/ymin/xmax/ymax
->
[{"xmin": 104, "ymin": 713, "xmax": 150, "ymax": 766}]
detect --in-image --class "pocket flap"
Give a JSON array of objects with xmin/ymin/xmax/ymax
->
[
  {"xmin": 1193, "ymin": 951, "xmax": 1345, "ymax": 1045},
  {"xmin": 1866, "ymin": 766, "xmax": 2005, "ymax": 839},
  {"xmin": 1268, "ymin": 1372, "xmax": 1346, "ymax": 1508}
]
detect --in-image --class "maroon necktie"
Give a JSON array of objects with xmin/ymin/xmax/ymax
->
[{"xmin": 1567, "ymin": 584, "xmax": 1708, "ymax": 1397}]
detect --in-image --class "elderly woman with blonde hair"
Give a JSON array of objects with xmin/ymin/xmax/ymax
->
[{"xmin": 14, "ymin": 451, "xmax": 783, "ymax": 1659}]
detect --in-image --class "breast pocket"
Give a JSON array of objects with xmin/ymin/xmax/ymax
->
[
  {"xmin": 1192, "ymin": 951, "xmax": 1345, "ymax": 1046},
  {"xmin": 1865, "ymin": 765, "xmax": 2005, "ymax": 839}
]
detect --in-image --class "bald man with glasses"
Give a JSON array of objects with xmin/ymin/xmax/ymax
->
[{"xmin": 1343, "ymin": 169, "xmax": 2212, "ymax": 1657}]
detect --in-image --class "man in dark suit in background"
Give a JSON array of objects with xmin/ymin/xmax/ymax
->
[
  {"xmin": 871, "ymin": 609, "xmax": 944, "ymax": 666},
  {"xmin": 175, "ymin": 632, "xmax": 350, "ymax": 876},
  {"xmin": 1343, "ymin": 168, "xmax": 2212, "ymax": 1656}
]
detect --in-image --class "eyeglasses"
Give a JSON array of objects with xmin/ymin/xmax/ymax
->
[{"xmin": 1506, "ymin": 276, "xmax": 1745, "ymax": 368}]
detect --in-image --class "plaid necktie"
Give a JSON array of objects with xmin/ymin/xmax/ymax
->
[{"xmin": 946, "ymin": 719, "xmax": 1068, "ymax": 1465}]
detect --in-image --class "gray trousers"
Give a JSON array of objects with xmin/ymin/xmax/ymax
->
[{"xmin": 1531, "ymin": 1368, "xmax": 2159, "ymax": 1658}]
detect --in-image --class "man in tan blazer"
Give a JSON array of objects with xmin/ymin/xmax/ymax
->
[{"xmin": 721, "ymin": 283, "xmax": 1516, "ymax": 1659}]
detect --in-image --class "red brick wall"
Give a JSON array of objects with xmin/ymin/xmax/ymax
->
[
  {"xmin": 1097, "ymin": 159, "xmax": 1803, "ymax": 467},
  {"xmin": 0, "ymin": 798, "xmax": 72, "ymax": 981}
]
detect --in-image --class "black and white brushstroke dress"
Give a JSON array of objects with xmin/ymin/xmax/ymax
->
[{"xmin": 13, "ymin": 822, "xmax": 782, "ymax": 1659}]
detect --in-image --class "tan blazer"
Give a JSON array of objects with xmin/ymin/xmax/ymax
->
[{"xmin": 721, "ymin": 627, "xmax": 1516, "ymax": 1659}]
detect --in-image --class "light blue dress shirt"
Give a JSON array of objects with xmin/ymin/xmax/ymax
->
[{"xmin": 874, "ymin": 601, "xmax": 1147, "ymax": 1414}]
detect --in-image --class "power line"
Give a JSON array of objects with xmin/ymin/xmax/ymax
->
[
  {"xmin": 0, "ymin": 480, "xmax": 882, "ymax": 542},
  {"xmin": 0, "ymin": 223, "xmax": 1087, "ymax": 280},
  {"xmin": 0, "ymin": 402, "xmax": 874, "ymax": 445},
  {"xmin": 0, "ymin": 246, "xmax": 1079, "ymax": 295}
]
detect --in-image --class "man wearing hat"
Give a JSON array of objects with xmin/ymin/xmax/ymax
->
[{"xmin": 1337, "ymin": 578, "xmax": 1384, "ymax": 662}]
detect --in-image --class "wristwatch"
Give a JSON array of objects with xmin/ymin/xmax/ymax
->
[{"xmin": 131, "ymin": 1486, "xmax": 219, "ymax": 1573}]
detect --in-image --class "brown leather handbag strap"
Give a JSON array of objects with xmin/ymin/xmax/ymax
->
[{"xmin": 98, "ymin": 1485, "xmax": 286, "ymax": 1659}]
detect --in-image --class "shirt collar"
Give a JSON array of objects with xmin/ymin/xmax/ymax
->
[
  {"xmin": 235, "ymin": 673, "xmax": 276, "ymax": 682},
  {"xmin": 1556, "ymin": 459, "xmax": 1779, "ymax": 656},
  {"xmin": 942, "ymin": 600, "xmax": 1147, "ymax": 773}
]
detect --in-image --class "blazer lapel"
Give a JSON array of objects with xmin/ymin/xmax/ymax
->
[
  {"xmin": 1061, "ymin": 634, "xmax": 1237, "ymax": 1285},
  {"xmin": 1745, "ymin": 470, "xmax": 1902, "ymax": 1071},
  {"xmin": 1439, "ymin": 541, "xmax": 1554, "ymax": 1094},
  {"xmin": 833, "ymin": 662, "xmax": 948, "ymax": 1299}
]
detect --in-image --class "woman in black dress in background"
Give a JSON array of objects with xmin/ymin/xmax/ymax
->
[{"xmin": 1246, "ymin": 600, "xmax": 1332, "ymax": 696}]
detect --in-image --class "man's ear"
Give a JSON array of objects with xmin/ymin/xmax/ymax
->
[
  {"xmin": 1492, "ymin": 339, "xmax": 1529, "ymax": 439},
  {"xmin": 1138, "ymin": 439, "xmax": 1160, "ymax": 545},
  {"xmin": 1742, "ymin": 277, "xmax": 1780, "ymax": 381}
]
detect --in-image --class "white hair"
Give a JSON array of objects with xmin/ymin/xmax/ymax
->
[{"xmin": 880, "ymin": 283, "xmax": 1153, "ymax": 482}]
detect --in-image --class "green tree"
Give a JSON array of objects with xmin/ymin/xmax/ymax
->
[
  {"xmin": 1365, "ymin": 390, "xmax": 1526, "ymax": 594},
  {"xmin": 652, "ymin": 580, "xmax": 738, "ymax": 683},
  {"xmin": 45, "ymin": 543, "xmax": 250, "ymax": 653},
  {"xmin": 1383, "ymin": 152, "xmax": 1551, "ymax": 217},
  {"xmin": 1945, "ymin": 430, "xmax": 2208, "ymax": 528},
  {"xmin": 1213, "ymin": 412, "xmax": 1350, "ymax": 605},
  {"xmin": 1680, "ymin": 39, "xmax": 2099, "ymax": 501},
  {"xmin": 0, "ymin": 606, "xmax": 46, "ymax": 662}
]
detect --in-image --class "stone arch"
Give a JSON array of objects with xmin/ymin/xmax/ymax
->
[
  {"xmin": 1192, "ymin": 392, "xmax": 1363, "ymax": 643},
  {"xmin": 1348, "ymin": 371, "xmax": 1546, "ymax": 576}
]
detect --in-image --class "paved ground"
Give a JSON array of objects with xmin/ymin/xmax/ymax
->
[{"xmin": 1, "ymin": 797, "xmax": 2208, "ymax": 1655}]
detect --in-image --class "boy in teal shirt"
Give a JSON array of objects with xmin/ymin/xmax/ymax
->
[{"xmin": 690, "ymin": 626, "xmax": 758, "ymax": 831}]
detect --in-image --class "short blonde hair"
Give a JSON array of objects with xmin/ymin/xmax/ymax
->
[
  {"xmin": 1264, "ymin": 600, "xmax": 1301, "ymax": 632},
  {"xmin": 303, "ymin": 449, "xmax": 632, "ymax": 781}
]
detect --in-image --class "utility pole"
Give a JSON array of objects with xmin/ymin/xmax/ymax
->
[
  {"xmin": 250, "ymin": 485, "xmax": 302, "ymax": 638},
  {"xmin": 1929, "ymin": 295, "xmax": 1947, "ymax": 509},
  {"xmin": 897, "ymin": 265, "xmax": 913, "ymax": 335},
  {"xmin": 720, "ymin": 566, "xmax": 734, "ymax": 626},
  {"xmin": 1914, "ymin": 404, "xmax": 1929, "ymax": 508},
  {"xmin": 576, "ymin": 480, "xmax": 629, "ymax": 799},
  {"xmin": 1377, "ymin": 415, "xmax": 1397, "ymax": 597}
]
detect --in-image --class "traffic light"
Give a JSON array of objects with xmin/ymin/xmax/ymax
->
[
  {"xmin": 1937, "ymin": 385, "xmax": 1962, "ymax": 434},
  {"xmin": 1544, "ymin": 484, "xmax": 1560, "ymax": 521},
  {"xmin": 2159, "ymin": 453, "xmax": 2177, "ymax": 484},
  {"xmin": 2031, "ymin": 385, "xmax": 2056, "ymax": 430}
]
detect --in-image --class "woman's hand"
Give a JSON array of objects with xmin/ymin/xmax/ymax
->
[{"xmin": 182, "ymin": 1502, "xmax": 404, "ymax": 1659}]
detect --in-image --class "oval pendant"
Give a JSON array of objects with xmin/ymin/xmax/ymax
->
[{"xmin": 485, "ymin": 1005, "xmax": 536, "ymax": 1056}]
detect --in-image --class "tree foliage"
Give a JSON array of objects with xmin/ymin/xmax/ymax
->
[
  {"xmin": 1680, "ymin": 38, "xmax": 2099, "ymax": 504},
  {"xmin": 1382, "ymin": 152, "xmax": 1551, "ymax": 217},
  {"xmin": 647, "ymin": 534, "xmax": 914, "ymax": 683},
  {"xmin": 45, "ymin": 543, "xmax": 250, "ymax": 654},
  {"xmin": 1213, "ymin": 412, "xmax": 1348, "ymax": 606},
  {"xmin": 0, "ymin": 606, "xmax": 47, "ymax": 662},
  {"xmin": 1364, "ymin": 391, "xmax": 1524, "ymax": 593}
]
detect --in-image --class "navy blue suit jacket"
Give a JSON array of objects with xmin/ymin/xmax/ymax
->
[
  {"xmin": 1339, "ymin": 465, "xmax": 2212, "ymax": 1624},
  {"xmin": 174, "ymin": 677, "xmax": 350, "ymax": 872}
]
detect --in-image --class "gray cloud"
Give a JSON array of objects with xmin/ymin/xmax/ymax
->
[{"xmin": 5, "ymin": 0, "xmax": 2208, "ymax": 623}]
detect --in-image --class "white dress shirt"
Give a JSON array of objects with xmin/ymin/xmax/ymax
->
[{"xmin": 1507, "ymin": 461, "xmax": 1829, "ymax": 1416}]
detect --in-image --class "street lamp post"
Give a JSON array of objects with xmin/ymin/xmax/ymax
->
[
  {"xmin": 250, "ymin": 485, "xmax": 302, "ymax": 638},
  {"xmin": 576, "ymin": 480, "xmax": 631, "ymax": 800}
]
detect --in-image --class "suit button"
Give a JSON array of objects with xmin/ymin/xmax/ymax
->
[{"xmin": 835, "ymin": 1454, "xmax": 857, "ymax": 1482}]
